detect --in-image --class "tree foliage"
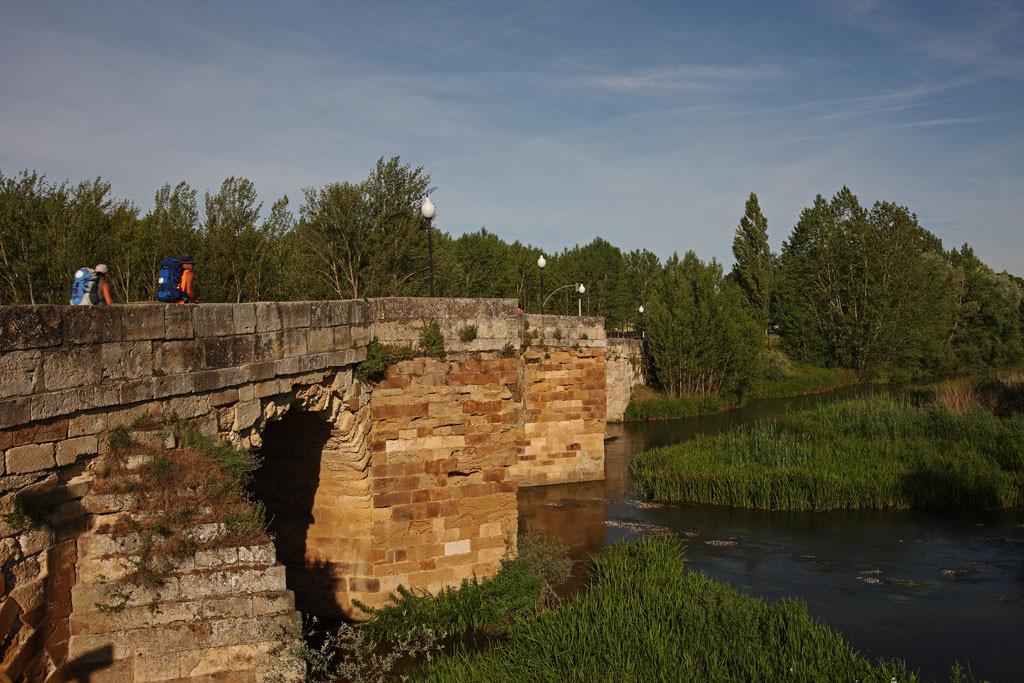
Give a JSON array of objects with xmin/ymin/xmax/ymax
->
[
  {"xmin": 646, "ymin": 252, "xmax": 761, "ymax": 396},
  {"xmin": 731, "ymin": 192, "xmax": 775, "ymax": 333},
  {"xmin": 293, "ymin": 157, "xmax": 432, "ymax": 299},
  {"xmin": 776, "ymin": 188, "xmax": 951, "ymax": 378},
  {"xmin": 2, "ymin": 165, "xmax": 1020, "ymax": 386}
]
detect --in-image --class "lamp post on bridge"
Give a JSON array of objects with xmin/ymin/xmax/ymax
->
[
  {"xmin": 543, "ymin": 282, "xmax": 585, "ymax": 315},
  {"xmin": 638, "ymin": 304, "xmax": 644, "ymax": 338},
  {"xmin": 577, "ymin": 283, "xmax": 585, "ymax": 316},
  {"xmin": 537, "ymin": 255, "xmax": 546, "ymax": 313},
  {"xmin": 421, "ymin": 197, "xmax": 436, "ymax": 297}
]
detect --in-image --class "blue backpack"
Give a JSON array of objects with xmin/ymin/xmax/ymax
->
[
  {"xmin": 70, "ymin": 267, "xmax": 98, "ymax": 306},
  {"xmin": 157, "ymin": 258, "xmax": 185, "ymax": 302}
]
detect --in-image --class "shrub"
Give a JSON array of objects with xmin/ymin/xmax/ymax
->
[
  {"xmin": 459, "ymin": 324, "xmax": 478, "ymax": 343},
  {"xmin": 419, "ymin": 320, "xmax": 445, "ymax": 357},
  {"xmin": 355, "ymin": 338, "xmax": 418, "ymax": 383},
  {"xmin": 263, "ymin": 615, "xmax": 438, "ymax": 683}
]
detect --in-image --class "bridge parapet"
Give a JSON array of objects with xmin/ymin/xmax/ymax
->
[{"xmin": 0, "ymin": 301, "xmax": 369, "ymax": 435}]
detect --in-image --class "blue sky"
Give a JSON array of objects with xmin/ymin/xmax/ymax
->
[{"xmin": 1, "ymin": 0, "xmax": 1021, "ymax": 272}]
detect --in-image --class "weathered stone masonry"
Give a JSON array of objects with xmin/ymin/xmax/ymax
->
[{"xmin": 0, "ymin": 298, "xmax": 616, "ymax": 680}]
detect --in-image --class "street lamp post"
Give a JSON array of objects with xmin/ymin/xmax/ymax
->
[
  {"xmin": 421, "ymin": 197, "xmax": 436, "ymax": 297},
  {"xmin": 638, "ymin": 305, "xmax": 645, "ymax": 338},
  {"xmin": 537, "ymin": 255, "xmax": 546, "ymax": 313},
  {"xmin": 577, "ymin": 283, "xmax": 585, "ymax": 316}
]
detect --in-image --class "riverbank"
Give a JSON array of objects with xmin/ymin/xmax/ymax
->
[
  {"xmin": 278, "ymin": 537, "xmax": 921, "ymax": 682},
  {"xmin": 416, "ymin": 537, "xmax": 918, "ymax": 682},
  {"xmin": 623, "ymin": 364, "xmax": 858, "ymax": 421},
  {"xmin": 630, "ymin": 380, "xmax": 1024, "ymax": 511}
]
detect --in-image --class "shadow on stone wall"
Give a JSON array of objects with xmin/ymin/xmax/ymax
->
[{"xmin": 251, "ymin": 410, "xmax": 332, "ymax": 616}]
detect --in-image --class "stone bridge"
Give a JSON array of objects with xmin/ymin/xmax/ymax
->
[{"xmin": 0, "ymin": 298, "xmax": 642, "ymax": 680}]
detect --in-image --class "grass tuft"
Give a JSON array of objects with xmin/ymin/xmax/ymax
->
[
  {"xmin": 357, "ymin": 533, "xmax": 571, "ymax": 639},
  {"xmin": 93, "ymin": 420, "xmax": 270, "ymax": 609}
]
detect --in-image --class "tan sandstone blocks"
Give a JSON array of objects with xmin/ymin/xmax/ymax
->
[
  {"xmin": 512, "ymin": 344, "xmax": 607, "ymax": 486},
  {"xmin": 353, "ymin": 352, "xmax": 521, "ymax": 612}
]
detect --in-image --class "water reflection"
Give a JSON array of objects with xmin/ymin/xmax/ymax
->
[{"xmin": 517, "ymin": 388, "xmax": 1024, "ymax": 682}]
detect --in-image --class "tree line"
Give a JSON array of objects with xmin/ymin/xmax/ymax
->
[
  {"xmin": 646, "ymin": 189, "xmax": 1023, "ymax": 396},
  {"xmin": 0, "ymin": 158, "xmax": 655, "ymax": 329},
  {"xmin": 2, "ymin": 160, "xmax": 1021, "ymax": 390}
]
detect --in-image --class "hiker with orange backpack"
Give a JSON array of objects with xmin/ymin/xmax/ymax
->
[{"xmin": 156, "ymin": 255, "xmax": 198, "ymax": 304}]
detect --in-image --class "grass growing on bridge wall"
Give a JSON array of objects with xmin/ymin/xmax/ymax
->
[
  {"xmin": 356, "ymin": 320, "xmax": 447, "ymax": 383},
  {"xmin": 92, "ymin": 415, "xmax": 269, "ymax": 609},
  {"xmin": 415, "ymin": 537, "xmax": 917, "ymax": 682},
  {"xmin": 630, "ymin": 381, "xmax": 1024, "ymax": 511}
]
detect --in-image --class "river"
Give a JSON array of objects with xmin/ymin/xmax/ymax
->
[{"xmin": 518, "ymin": 387, "xmax": 1024, "ymax": 682}]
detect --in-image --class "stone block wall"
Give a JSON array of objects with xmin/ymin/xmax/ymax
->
[
  {"xmin": 0, "ymin": 469, "xmax": 83, "ymax": 682},
  {"xmin": 359, "ymin": 353, "xmax": 519, "ymax": 612},
  {"xmin": 368, "ymin": 298, "xmax": 522, "ymax": 353},
  {"xmin": 253, "ymin": 390, "xmax": 374, "ymax": 619},
  {"xmin": 0, "ymin": 302, "xmax": 367, "ymax": 680},
  {"xmin": 70, "ymin": 505, "xmax": 297, "ymax": 681},
  {"xmin": 605, "ymin": 338, "xmax": 646, "ymax": 422},
  {"xmin": 512, "ymin": 316, "xmax": 607, "ymax": 487}
]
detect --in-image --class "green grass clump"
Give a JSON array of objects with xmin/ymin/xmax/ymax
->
[
  {"xmin": 356, "ymin": 322, "xmax": 447, "ymax": 383},
  {"xmin": 355, "ymin": 338, "xmax": 418, "ymax": 383},
  {"xmin": 419, "ymin": 320, "xmax": 445, "ymax": 358},
  {"xmin": 417, "ymin": 537, "xmax": 916, "ymax": 682},
  {"xmin": 630, "ymin": 395, "xmax": 1024, "ymax": 511},
  {"xmin": 358, "ymin": 534, "xmax": 571, "ymax": 639},
  {"xmin": 624, "ymin": 393, "xmax": 733, "ymax": 421},
  {"xmin": 749, "ymin": 364, "xmax": 858, "ymax": 400},
  {"xmin": 0, "ymin": 494, "xmax": 50, "ymax": 532}
]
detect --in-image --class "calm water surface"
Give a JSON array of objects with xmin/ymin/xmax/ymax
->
[{"xmin": 518, "ymin": 387, "xmax": 1024, "ymax": 682}]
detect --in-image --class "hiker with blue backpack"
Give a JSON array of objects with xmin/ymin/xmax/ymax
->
[
  {"xmin": 69, "ymin": 264, "xmax": 114, "ymax": 305},
  {"xmin": 157, "ymin": 255, "xmax": 198, "ymax": 304}
]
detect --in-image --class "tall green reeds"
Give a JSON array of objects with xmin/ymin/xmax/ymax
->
[
  {"xmin": 630, "ymin": 393, "xmax": 1024, "ymax": 511},
  {"xmin": 417, "ymin": 537, "xmax": 917, "ymax": 682},
  {"xmin": 748, "ymin": 364, "xmax": 857, "ymax": 400},
  {"xmin": 623, "ymin": 393, "xmax": 733, "ymax": 421}
]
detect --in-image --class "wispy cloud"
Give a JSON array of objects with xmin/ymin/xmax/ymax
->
[
  {"xmin": 586, "ymin": 63, "xmax": 787, "ymax": 93},
  {"xmin": 880, "ymin": 116, "xmax": 994, "ymax": 130}
]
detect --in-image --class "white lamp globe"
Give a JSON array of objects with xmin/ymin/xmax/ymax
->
[
  {"xmin": 578, "ymin": 284, "xmax": 586, "ymax": 294},
  {"xmin": 537, "ymin": 255, "xmax": 546, "ymax": 269},
  {"xmin": 639, "ymin": 305, "xmax": 644, "ymax": 313},
  {"xmin": 421, "ymin": 197, "xmax": 436, "ymax": 219}
]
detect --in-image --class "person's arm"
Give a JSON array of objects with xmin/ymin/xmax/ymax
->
[
  {"xmin": 102, "ymin": 280, "xmax": 114, "ymax": 305},
  {"xmin": 183, "ymin": 270, "xmax": 197, "ymax": 303}
]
